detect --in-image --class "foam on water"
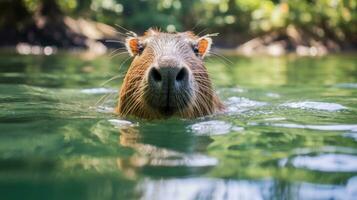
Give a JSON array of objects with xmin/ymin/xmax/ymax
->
[
  {"xmin": 190, "ymin": 120, "xmax": 243, "ymax": 136},
  {"xmin": 280, "ymin": 101, "xmax": 347, "ymax": 111}
]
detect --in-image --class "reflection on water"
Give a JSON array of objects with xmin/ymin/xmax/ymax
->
[
  {"xmin": 335, "ymin": 83, "xmax": 357, "ymax": 89},
  {"xmin": 137, "ymin": 178, "xmax": 272, "ymax": 200},
  {"xmin": 250, "ymin": 123, "xmax": 357, "ymax": 132},
  {"xmin": 137, "ymin": 177, "xmax": 357, "ymax": 200},
  {"xmin": 0, "ymin": 53, "xmax": 357, "ymax": 199},
  {"xmin": 280, "ymin": 154, "xmax": 357, "ymax": 172}
]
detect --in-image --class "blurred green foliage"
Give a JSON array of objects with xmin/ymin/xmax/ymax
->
[{"xmin": 1, "ymin": 0, "xmax": 356, "ymax": 42}]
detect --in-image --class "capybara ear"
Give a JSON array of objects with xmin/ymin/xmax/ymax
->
[
  {"xmin": 125, "ymin": 37, "xmax": 142, "ymax": 56},
  {"xmin": 196, "ymin": 37, "xmax": 212, "ymax": 58},
  {"xmin": 144, "ymin": 28, "xmax": 160, "ymax": 36}
]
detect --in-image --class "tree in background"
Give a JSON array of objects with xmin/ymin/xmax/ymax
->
[
  {"xmin": 0, "ymin": 0, "xmax": 355, "ymax": 50},
  {"xmin": 0, "ymin": 0, "xmax": 87, "ymax": 47}
]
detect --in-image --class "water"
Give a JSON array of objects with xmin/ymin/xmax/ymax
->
[{"xmin": 0, "ymin": 52, "xmax": 356, "ymax": 200}]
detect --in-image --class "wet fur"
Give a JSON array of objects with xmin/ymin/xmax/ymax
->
[{"xmin": 116, "ymin": 29, "xmax": 223, "ymax": 119}]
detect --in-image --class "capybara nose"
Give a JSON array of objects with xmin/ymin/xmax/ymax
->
[
  {"xmin": 147, "ymin": 64, "xmax": 190, "ymax": 115},
  {"xmin": 149, "ymin": 66, "xmax": 188, "ymax": 85},
  {"xmin": 148, "ymin": 66, "xmax": 189, "ymax": 92}
]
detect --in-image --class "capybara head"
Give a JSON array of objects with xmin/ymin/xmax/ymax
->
[{"xmin": 116, "ymin": 28, "xmax": 224, "ymax": 119}]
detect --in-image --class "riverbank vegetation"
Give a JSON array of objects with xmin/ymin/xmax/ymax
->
[{"xmin": 0, "ymin": 0, "xmax": 356, "ymax": 55}]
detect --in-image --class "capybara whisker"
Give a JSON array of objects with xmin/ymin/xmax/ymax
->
[
  {"xmin": 117, "ymin": 56, "xmax": 132, "ymax": 72},
  {"xmin": 109, "ymin": 47, "xmax": 127, "ymax": 52},
  {"xmin": 105, "ymin": 39, "xmax": 126, "ymax": 44},
  {"xmin": 95, "ymin": 92, "xmax": 115, "ymax": 107},
  {"xmin": 100, "ymin": 75, "xmax": 124, "ymax": 86},
  {"xmin": 110, "ymin": 51, "xmax": 129, "ymax": 59},
  {"xmin": 210, "ymin": 52, "xmax": 234, "ymax": 65},
  {"xmin": 114, "ymin": 24, "xmax": 137, "ymax": 37},
  {"xmin": 206, "ymin": 56, "xmax": 231, "ymax": 69}
]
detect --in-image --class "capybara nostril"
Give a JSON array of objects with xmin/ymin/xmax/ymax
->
[
  {"xmin": 148, "ymin": 66, "xmax": 188, "ymax": 89},
  {"xmin": 176, "ymin": 67, "xmax": 188, "ymax": 82},
  {"xmin": 149, "ymin": 67, "xmax": 162, "ymax": 82},
  {"xmin": 146, "ymin": 65, "xmax": 191, "ymax": 114}
]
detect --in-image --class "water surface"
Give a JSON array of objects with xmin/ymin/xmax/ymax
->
[{"xmin": 0, "ymin": 53, "xmax": 357, "ymax": 200}]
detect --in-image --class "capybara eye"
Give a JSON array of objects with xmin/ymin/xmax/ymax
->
[
  {"xmin": 137, "ymin": 44, "xmax": 144, "ymax": 54},
  {"xmin": 192, "ymin": 45, "xmax": 199, "ymax": 56},
  {"xmin": 126, "ymin": 37, "xmax": 145, "ymax": 56}
]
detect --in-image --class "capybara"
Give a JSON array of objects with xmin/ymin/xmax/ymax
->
[{"xmin": 116, "ymin": 28, "xmax": 223, "ymax": 119}]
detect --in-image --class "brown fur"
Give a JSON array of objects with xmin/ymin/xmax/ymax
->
[{"xmin": 116, "ymin": 29, "xmax": 224, "ymax": 119}]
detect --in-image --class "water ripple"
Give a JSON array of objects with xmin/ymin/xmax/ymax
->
[
  {"xmin": 252, "ymin": 123, "xmax": 357, "ymax": 132},
  {"xmin": 344, "ymin": 133, "xmax": 357, "ymax": 141},
  {"xmin": 280, "ymin": 154, "xmax": 357, "ymax": 172},
  {"xmin": 136, "ymin": 177, "xmax": 357, "ymax": 200},
  {"xmin": 96, "ymin": 106, "xmax": 115, "ymax": 113},
  {"xmin": 225, "ymin": 97, "xmax": 268, "ymax": 114},
  {"xmin": 124, "ymin": 143, "xmax": 218, "ymax": 168},
  {"xmin": 280, "ymin": 101, "xmax": 347, "ymax": 111},
  {"xmin": 137, "ymin": 178, "xmax": 271, "ymax": 200},
  {"xmin": 149, "ymin": 154, "xmax": 218, "ymax": 167}
]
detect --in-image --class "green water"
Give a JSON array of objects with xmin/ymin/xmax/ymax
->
[{"xmin": 0, "ymin": 52, "xmax": 357, "ymax": 200}]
